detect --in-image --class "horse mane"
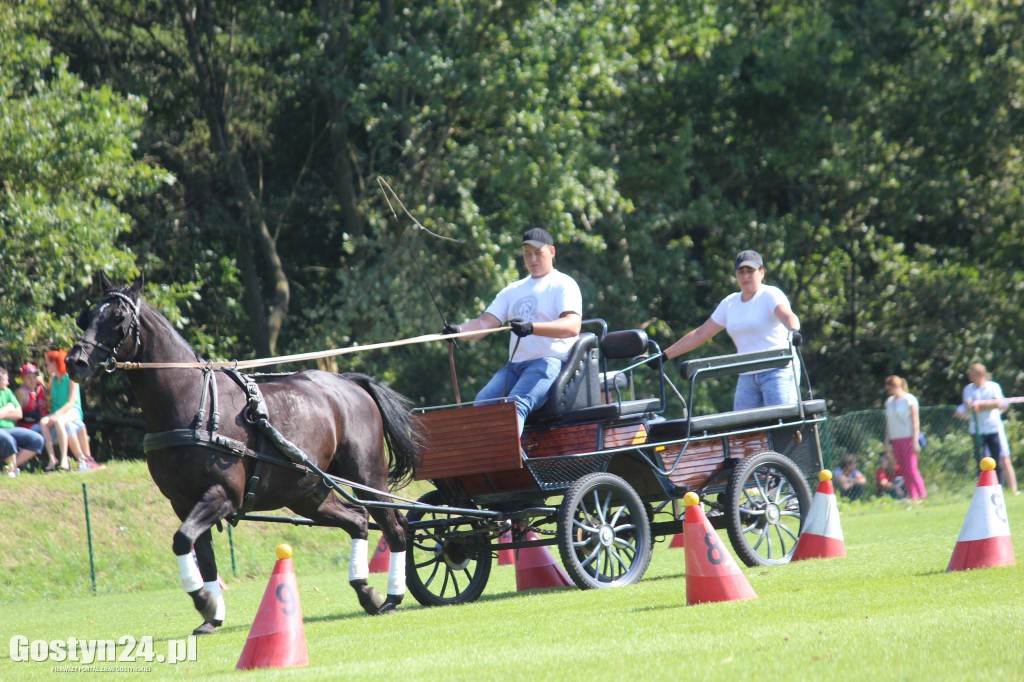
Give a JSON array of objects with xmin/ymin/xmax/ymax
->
[{"xmin": 128, "ymin": 292, "xmax": 204, "ymax": 364}]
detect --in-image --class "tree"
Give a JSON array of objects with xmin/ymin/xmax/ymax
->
[{"xmin": 0, "ymin": 1, "xmax": 168, "ymax": 360}]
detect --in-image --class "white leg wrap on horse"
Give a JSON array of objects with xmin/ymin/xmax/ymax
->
[
  {"xmin": 176, "ymin": 553, "xmax": 203, "ymax": 593},
  {"xmin": 387, "ymin": 551, "xmax": 406, "ymax": 596},
  {"xmin": 203, "ymin": 580, "xmax": 226, "ymax": 621},
  {"xmin": 349, "ymin": 538, "xmax": 369, "ymax": 581}
]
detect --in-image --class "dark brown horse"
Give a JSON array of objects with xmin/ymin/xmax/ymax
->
[{"xmin": 68, "ymin": 274, "xmax": 421, "ymax": 634}]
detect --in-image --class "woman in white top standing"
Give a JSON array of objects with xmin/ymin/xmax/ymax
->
[
  {"xmin": 663, "ymin": 249, "xmax": 801, "ymax": 410},
  {"xmin": 883, "ymin": 375, "xmax": 927, "ymax": 500}
]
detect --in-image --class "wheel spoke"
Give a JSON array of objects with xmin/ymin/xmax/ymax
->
[
  {"xmin": 580, "ymin": 542, "xmax": 602, "ymax": 569},
  {"xmin": 772, "ymin": 525, "xmax": 791, "ymax": 555},
  {"xmin": 573, "ymin": 517, "xmax": 600, "ymax": 535},
  {"xmin": 777, "ymin": 523, "xmax": 799, "ymax": 543},
  {"xmin": 612, "ymin": 536, "xmax": 637, "ymax": 556},
  {"xmin": 595, "ymin": 489, "xmax": 611, "ymax": 525},
  {"xmin": 421, "ymin": 560, "xmax": 441, "ymax": 588},
  {"xmin": 609, "ymin": 502, "xmax": 626, "ymax": 527}
]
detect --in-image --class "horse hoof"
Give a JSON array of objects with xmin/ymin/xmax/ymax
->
[
  {"xmin": 375, "ymin": 594, "xmax": 403, "ymax": 616},
  {"xmin": 350, "ymin": 579, "xmax": 385, "ymax": 615},
  {"xmin": 188, "ymin": 587, "xmax": 218, "ymax": 621},
  {"xmin": 192, "ymin": 620, "xmax": 221, "ymax": 636}
]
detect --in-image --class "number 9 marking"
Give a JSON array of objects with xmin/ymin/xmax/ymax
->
[{"xmin": 276, "ymin": 582, "xmax": 297, "ymax": 616}]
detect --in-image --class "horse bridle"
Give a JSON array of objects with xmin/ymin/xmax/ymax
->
[{"xmin": 78, "ymin": 291, "xmax": 141, "ymax": 372}]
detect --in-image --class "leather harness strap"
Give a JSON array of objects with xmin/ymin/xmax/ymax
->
[{"xmin": 141, "ymin": 368, "xmax": 325, "ymax": 517}]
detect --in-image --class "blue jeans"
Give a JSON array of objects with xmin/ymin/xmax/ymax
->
[
  {"xmin": 0, "ymin": 427, "xmax": 46, "ymax": 459},
  {"xmin": 734, "ymin": 367, "xmax": 798, "ymax": 411},
  {"xmin": 475, "ymin": 357, "xmax": 562, "ymax": 435}
]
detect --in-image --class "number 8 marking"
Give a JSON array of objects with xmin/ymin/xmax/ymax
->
[{"xmin": 704, "ymin": 531, "xmax": 724, "ymax": 565}]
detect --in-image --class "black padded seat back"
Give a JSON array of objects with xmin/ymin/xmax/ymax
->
[
  {"xmin": 601, "ymin": 329, "xmax": 649, "ymax": 359},
  {"xmin": 529, "ymin": 332, "xmax": 600, "ymax": 419}
]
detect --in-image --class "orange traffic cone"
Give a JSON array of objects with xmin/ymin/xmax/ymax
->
[
  {"xmin": 236, "ymin": 544, "xmax": 309, "ymax": 670},
  {"xmin": 683, "ymin": 492, "xmax": 757, "ymax": 605},
  {"xmin": 515, "ymin": 531, "xmax": 573, "ymax": 591},
  {"xmin": 669, "ymin": 527, "xmax": 685, "ymax": 548},
  {"xmin": 497, "ymin": 530, "xmax": 515, "ymax": 566},
  {"xmin": 792, "ymin": 470, "xmax": 846, "ymax": 561},
  {"xmin": 947, "ymin": 457, "xmax": 1016, "ymax": 572},
  {"xmin": 368, "ymin": 536, "xmax": 390, "ymax": 574}
]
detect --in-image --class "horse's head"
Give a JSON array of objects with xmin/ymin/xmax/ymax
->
[{"xmin": 68, "ymin": 273, "xmax": 145, "ymax": 382}]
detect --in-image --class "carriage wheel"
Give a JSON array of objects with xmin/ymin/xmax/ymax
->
[
  {"xmin": 405, "ymin": 490, "xmax": 492, "ymax": 607},
  {"xmin": 724, "ymin": 451, "xmax": 812, "ymax": 567},
  {"xmin": 556, "ymin": 472, "xmax": 652, "ymax": 589}
]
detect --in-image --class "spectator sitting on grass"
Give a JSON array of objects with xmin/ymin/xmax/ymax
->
[
  {"xmin": 875, "ymin": 456, "xmax": 906, "ymax": 499},
  {"xmin": 833, "ymin": 453, "xmax": 867, "ymax": 500},
  {"xmin": 1, "ymin": 366, "xmax": 47, "ymax": 477}
]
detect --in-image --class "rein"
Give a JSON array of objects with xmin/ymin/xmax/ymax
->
[{"xmin": 111, "ymin": 326, "xmax": 509, "ymax": 371}]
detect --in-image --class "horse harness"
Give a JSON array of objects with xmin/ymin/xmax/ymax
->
[{"xmin": 142, "ymin": 368, "xmax": 331, "ymax": 519}]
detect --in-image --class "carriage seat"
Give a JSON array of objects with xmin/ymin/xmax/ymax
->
[
  {"xmin": 526, "ymin": 332, "xmax": 603, "ymax": 424},
  {"xmin": 598, "ymin": 330, "xmax": 661, "ymax": 417},
  {"xmin": 646, "ymin": 399, "xmax": 827, "ymax": 442}
]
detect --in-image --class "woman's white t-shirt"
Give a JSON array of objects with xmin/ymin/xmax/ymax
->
[
  {"xmin": 711, "ymin": 285, "xmax": 791, "ymax": 354},
  {"xmin": 885, "ymin": 393, "xmax": 919, "ymax": 440}
]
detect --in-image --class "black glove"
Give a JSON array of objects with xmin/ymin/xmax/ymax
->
[
  {"xmin": 509, "ymin": 318, "xmax": 534, "ymax": 337},
  {"xmin": 442, "ymin": 323, "xmax": 461, "ymax": 336},
  {"xmin": 790, "ymin": 330, "xmax": 803, "ymax": 347},
  {"xmin": 647, "ymin": 353, "xmax": 663, "ymax": 373}
]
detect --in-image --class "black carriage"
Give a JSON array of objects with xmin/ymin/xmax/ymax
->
[{"xmin": 404, "ymin": 321, "xmax": 827, "ymax": 606}]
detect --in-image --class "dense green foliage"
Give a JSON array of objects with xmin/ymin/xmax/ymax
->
[{"xmin": 3, "ymin": 1, "xmax": 1024, "ymax": 436}]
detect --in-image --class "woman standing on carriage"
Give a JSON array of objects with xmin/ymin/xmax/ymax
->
[{"xmin": 662, "ymin": 249, "xmax": 802, "ymax": 410}]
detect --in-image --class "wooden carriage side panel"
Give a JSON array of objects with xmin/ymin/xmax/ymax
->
[
  {"xmin": 522, "ymin": 423, "xmax": 600, "ymax": 458},
  {"xmin": 656, "ymin": 432, "xmax": 769, "ymax": 489},
  {"xmin": 604, "ymin": 422, "xmax": 649, "ymax": 449},
  {"xmin": 658, "ymin": 439, "xmax": 726, "ymax": 489},
  {"xmin": 728, "ymin": 432, "xmax": 770, "ymax": 459},
  {"xmin": 412, "ymin": 403, "xmax": 522, "ymax": 480}
]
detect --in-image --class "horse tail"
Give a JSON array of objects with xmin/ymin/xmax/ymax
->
[{"xmin": 343, "ymin": 373, "xmax": 422, "ymax": 488}]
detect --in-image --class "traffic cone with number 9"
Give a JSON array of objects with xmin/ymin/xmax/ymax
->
[
  {"xmin": 683, "ymin": 492, "xmax": 757, "ymax": 605},
  {"xmin": 947, "ymin": 457, "xmax": 1016, "ymax": 572},
  {"xmin": 236, "ymin": 544, "xmax": 309, "ymax": 669}
]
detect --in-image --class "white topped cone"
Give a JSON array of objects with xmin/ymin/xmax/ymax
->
[
  {"xmin": 792, "ymin": 470, "xmax": 846, "ymax": 561},
  {"xmin": 947, "ymin": 457, "xmax": 1016, "ymax": 572}
]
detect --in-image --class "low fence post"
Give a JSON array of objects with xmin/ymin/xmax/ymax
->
[{"xmin": 82, "ymin": 483, "xmax": 97, "ymax": 595}]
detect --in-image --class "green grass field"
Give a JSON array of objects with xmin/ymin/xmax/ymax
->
[{"xmin": 1, "ymin": 461, "xmax": 1021, "ymax": 680}]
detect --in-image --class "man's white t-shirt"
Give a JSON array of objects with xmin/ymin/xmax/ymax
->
[
  {"xmin": 485, "ymin": 269, "xmax": 582, "ymax": 363},
  {"xmin": 962, "ymin": 381, "xmax": 1005, "ymax": 435}
]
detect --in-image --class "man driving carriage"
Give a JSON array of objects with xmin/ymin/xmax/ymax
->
[{"xmin": 442, "ymin": 227, "xmax": 582, "ymax": 435}]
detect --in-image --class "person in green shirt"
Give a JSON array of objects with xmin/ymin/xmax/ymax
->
[{"xmin": 0, "ymin": 366, "xmax": 46, "ymax": 476}]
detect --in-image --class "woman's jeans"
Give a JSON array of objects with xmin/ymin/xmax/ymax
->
[{"xmin": 734, "ymin": 366, "xmax": 798, "ymax": 411}]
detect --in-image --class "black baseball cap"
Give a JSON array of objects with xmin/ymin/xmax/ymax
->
[
  {"xmin": 734, "ymin": 250, "xmax": 764, "ymax": 270},
  {"xmin": 522, "ymin": 228, "xmax": 554, "ymax": 248}
]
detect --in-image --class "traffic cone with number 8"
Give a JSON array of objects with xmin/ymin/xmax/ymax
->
[
  {"xmin": 236, "ymin": 544, "xmax": 309, "ymax": 669},
  {"xmin": 683, "ymin": 492, "xmax": 757, "ymax": 605}
]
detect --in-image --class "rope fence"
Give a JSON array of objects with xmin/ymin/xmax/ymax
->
[{"xmin": 822, "ymin": 405, "xmax": 1023, "ymax": 497}]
